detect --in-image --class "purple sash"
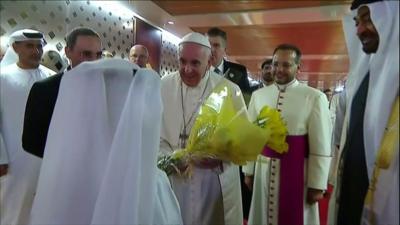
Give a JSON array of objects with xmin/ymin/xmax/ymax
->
[{"xmin": 262, "ymin": 135, "xmax": 309, "ymax": 225}]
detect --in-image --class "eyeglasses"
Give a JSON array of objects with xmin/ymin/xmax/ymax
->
[
  {"xmin": 80, "ymin": 50, "xmax": 103, "ymax": 59},
  {"xmin": 272, "ymin": 62, "xmax": 296, "ymax": 70}
]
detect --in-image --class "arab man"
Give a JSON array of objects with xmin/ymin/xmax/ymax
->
[
  {"xmin": 160, "ymin": 32, "xmax": 243, "ymax": 225},
  {"xmin": 0, "ymin": 29, "xmax": 54, "ymax": 224},
  {"xmin": 330, "ymin": 0, "xmax": 399, "ymax": 225},
  {"xmin": 30, "ymin": 59, "xmax": 182, "ymax": 225}
]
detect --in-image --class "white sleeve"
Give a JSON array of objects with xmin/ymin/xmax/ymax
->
[
  {"xmin": 0, "ymin": 132, "xmax": 8, "ymax": 165},
  {"xmin": 307, "ymin": 93, "xmax": 332, "ymax": 190},
  {"xmin": 0, "ymin": 86, "xmax": 9, "ymax": 165}
]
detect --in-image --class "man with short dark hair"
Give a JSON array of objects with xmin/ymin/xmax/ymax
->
[
  {"xmin": 259, "ymin": 58, "xmax": 274, "ymax": 87},
  {"xmin": 0, "ymin": 29, "xmax": 54, "ymax": 225},
  {"xmin": 332, "ymin": 0, "xmax": 399, "ymax": 224},
  {"xmin": 206, "ymin": 27, "xmax": 250, "ymax": 93},
  {"xmin": 22, "ymin": 27, "xmax": 102, "ymax": 158},
  {"xmin": 244, "ymin": 44, "xmax": 332, "ymax": 225},
  {"xmin": 323, "ymin": 89, "xmax": 333, "ymax": 102}
]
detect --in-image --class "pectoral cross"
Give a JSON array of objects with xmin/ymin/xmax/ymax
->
[{"xmin": 179, "ymin": 132, "xmax": 189, "ymax": 148}]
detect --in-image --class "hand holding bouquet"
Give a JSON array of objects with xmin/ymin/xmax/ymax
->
[{"xmin": 158, "ymin": 79, "xmax": 287, "ymax": 177}]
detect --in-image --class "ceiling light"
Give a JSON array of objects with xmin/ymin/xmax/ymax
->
[{"xmin": 167, "ymin": 21, "xmax": 174, "ymax": 25}]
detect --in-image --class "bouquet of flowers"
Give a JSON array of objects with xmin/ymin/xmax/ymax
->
[{"xmin": 158, "ymin": 79, "xmax": 287, "ymax": 177}]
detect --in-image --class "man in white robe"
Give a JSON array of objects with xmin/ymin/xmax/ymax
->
[
  {"xmin": 160, "ymin": 32, "xmax": 243, "ymax": 225},
  {"xmin": 30, "ymin": 59, "xmax": 182, "ymax": 225},
  {"xmin": 0, "ymin": 29, "xmax": 54, "ymax": 225},
  {"xmin": 331, "ymin": 1, "xmax": 399, "ymax": 224},
  {"xmin": 243, "ymin": 44, "xmax": 332, "ymax": 225}
]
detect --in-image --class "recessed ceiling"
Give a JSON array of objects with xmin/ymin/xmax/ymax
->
[{"xmin": 153, "ymin": 0, "xmax": 353, "ymax": 89}]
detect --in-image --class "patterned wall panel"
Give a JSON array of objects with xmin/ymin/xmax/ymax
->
[
  {"xmin": 0, "ymin": 0, "xmax": 134, "ymax": 60},
  {"xmin": 0, "ymin": 0, "xmax": 180, "ymax": 75},
  {"xmin": 160, "ymin": 38, "xmax": 179, "ymax": 77}
]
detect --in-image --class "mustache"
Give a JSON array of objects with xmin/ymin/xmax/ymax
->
[{"xmin": 358, "ymin": 30, "xmax": 376, "ymax": 39}]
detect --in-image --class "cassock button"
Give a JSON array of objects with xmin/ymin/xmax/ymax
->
[
  {"xmin": 279, "ymin": 95, "xmax": 284, "ymax": 99},
  {"xmin": 278, "ymin": 102, "xmax": 282, "ymax": 105},
  {"xmin": 277, "ymin": 109, "xmax": 281, "ymax": 112}
]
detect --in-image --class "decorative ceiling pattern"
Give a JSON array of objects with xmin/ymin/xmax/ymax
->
[{"xmin": 153, "ymin": 0, "xmax": 353, "ymax": 90}]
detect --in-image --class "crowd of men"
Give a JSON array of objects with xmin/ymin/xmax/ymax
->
[{"xmin": 0, "ymin": 0, "xmax": 398, "ymax": 224}]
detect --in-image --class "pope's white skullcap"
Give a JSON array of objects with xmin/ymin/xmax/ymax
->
[
  {"xmin": 179, "ymin": 32, "xmax": 211, "ymax": 49},
  {"xmin": 9, "ymin": 29, "xmax": 45, "ymax": 45}
]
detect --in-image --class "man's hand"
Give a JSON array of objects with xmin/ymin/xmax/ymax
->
[
  {"xmin": 306, "ymin": 188, "xmax": 324, "ymax": 204},
  {"xmin": 244, "ymin": 175, "xmax": 254, "ymax": 190},
  {"xmin": 0, "ymin": 164, "xmax": 8, "ymax": 177},
  {"xmin": 323, "ymin": 184, "xmax": 334, "ymax": 199},
  {"xmin": 194, "ymin": 158, "xmax": 222, "ymax": 169}
]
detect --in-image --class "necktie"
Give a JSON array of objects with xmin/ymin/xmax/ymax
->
[{"xmin": 214, "ymin": 68, "xmax": 221, "ymax": 75}]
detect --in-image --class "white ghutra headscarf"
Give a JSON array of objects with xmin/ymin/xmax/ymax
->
[
  {"xmin": 342, "ymin": 0, "xmax": 399, "ymax": 179},
  {"xmin": 30, "ymin": 59, "xmax": 182, "ymax": 225},
  {"xmin": 0, "ymin": 29, "xmax": 46, "ymax": 67}
]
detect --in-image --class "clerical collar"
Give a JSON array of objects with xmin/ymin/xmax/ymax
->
[{"xmin": 275, "ymin": 79, "xmax": 297, "ymax": 91}]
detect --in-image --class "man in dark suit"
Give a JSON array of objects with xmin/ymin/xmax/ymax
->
[
  {"xmin": 22, "ymin": 27, "xmax": 102, "ymax": 158},
  {"xmin": 206, "ymin": 27, "xmax": 251, "ymax": 94}
]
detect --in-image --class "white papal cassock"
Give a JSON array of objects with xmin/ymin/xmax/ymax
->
[
  {"xmin": 160, "ymin": 70, "xmax": 243, "ymax": 225},
  {"xmin": 243, "ymin": 79, "xmax": 332, "ymax": 225},
  {"xmin": 0, "ymin": 63, "xmax": 53, "ymax": 225}
]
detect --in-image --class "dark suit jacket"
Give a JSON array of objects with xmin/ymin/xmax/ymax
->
[
  {"xmin": 22, "ymin": 73, "xmax": 64, "ymax": 158},
  {"xmin": 223, "ymin": 60, "xmax": 251, "ymax": 93}
]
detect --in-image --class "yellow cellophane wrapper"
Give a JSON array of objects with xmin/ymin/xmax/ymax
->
[
  {"xmin": 255, "ymin": 106, "xmax": 289, "ymax": 154},
  {"xmin": 171, "ymin": 79, "xmax": 286, "ymax": 167}
]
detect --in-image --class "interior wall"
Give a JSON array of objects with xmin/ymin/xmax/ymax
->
[
  {"xmin": 160, "ymin": 38, "xmax": 179, "ymax": 77},
  {"xmin": 134, "ymin": 17, "xmax": 162, "ymax": 73},
  {"xmin": 0, "ymin": 0, "xmax": 134, "ymax": 60},
  {"xmin": 0, "ymin": 0, "xmax": 180, "ymax": 76}
]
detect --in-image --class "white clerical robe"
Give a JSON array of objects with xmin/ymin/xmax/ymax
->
[
  {"xmin": 160, "ymin": 70, "xmax": 243, "ymax": 225},
  {"xmin": 0, "ymin": 63, "xmax": 53, "ymax": 225},
  {"xmin": 243, "ymin": 79, "xmax": 332, "ymax": 225}
]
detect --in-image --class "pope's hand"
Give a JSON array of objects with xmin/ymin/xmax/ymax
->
[
  {"xmin": 306, "ymin": 188, "xmax": 324, "ymax": 204},
  {"xmin": 0, "ymin": 164, "xmax": 8, "ymax": 177},
  {"xmin": 194, "ymin": 158, "xmax": 222, "ymax": 169}
]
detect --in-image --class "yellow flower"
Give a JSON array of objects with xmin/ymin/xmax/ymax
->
[
  {"xmin": 254, "ymin": 106, "xmax": 289, "ymax": 154},
  {"xmin": 158, "ymin": 81, "xmax": 288, "ymax": 178}
]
